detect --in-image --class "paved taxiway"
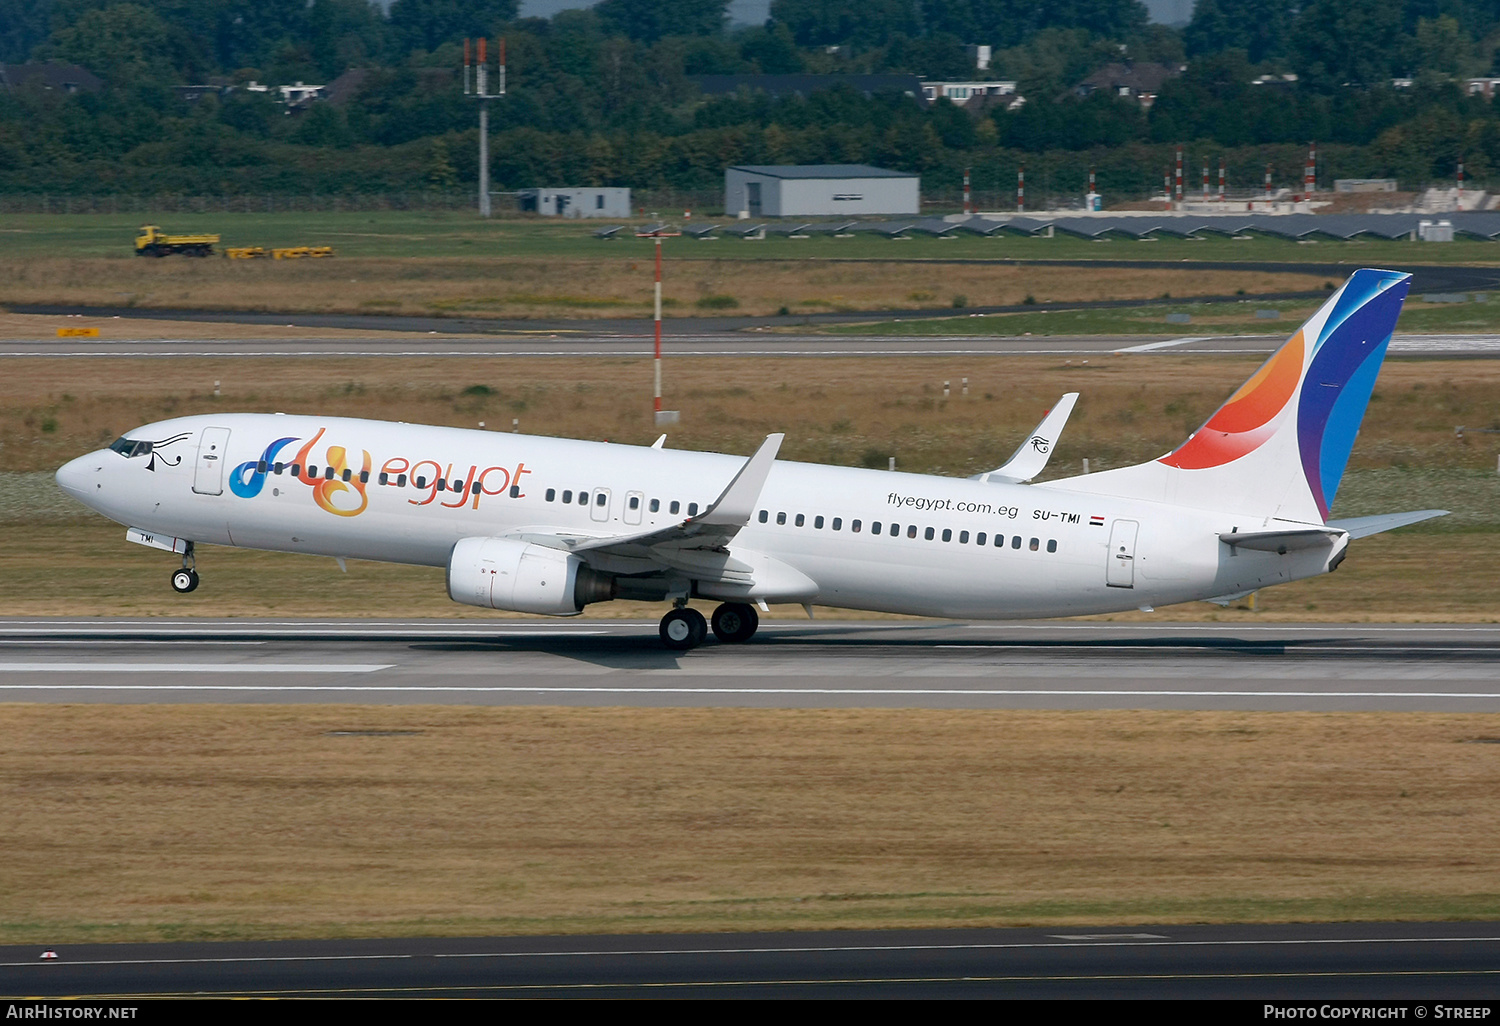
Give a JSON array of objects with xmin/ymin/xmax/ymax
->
[
  {"xmin": 3, "ymin": 619, "xmax": 1500, "ymax": 712},
  {"xmin": 5, "ymin": 922, "xmax": 1500, "ymax": 998},
  {"xmin": 6, "ymin": 332, "xmax": 1500, "ymax": 359}
]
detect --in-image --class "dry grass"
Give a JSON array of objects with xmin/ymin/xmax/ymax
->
[
  {"xmin": 3, "ymin": 705, "xmax": 1499, "ymax": 942},
  {"xmin": 0, "ymin": 520, "xmax": 1492, "ymax": 621},
  {"xmin": 7, "ymin": 354, "xmax": 1500, "ymax": 477},
  {"xmin": 0, "ymin": 256, "xmax": 1330, "ymax": 320}
]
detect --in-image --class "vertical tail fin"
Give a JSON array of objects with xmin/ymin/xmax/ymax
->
[{"xmin": 1053, "ymin": 268, "xmax": 1411, "ymax": 524}]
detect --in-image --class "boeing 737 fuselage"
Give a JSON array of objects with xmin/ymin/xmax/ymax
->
[{"xmin": 55, "ymin": 269, "xmax": 1445, "ymax": 648}]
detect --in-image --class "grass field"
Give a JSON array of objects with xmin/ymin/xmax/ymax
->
[
  {"xmin": 4, "ymin": 353, "xmax": 1499, "ymax": 620},
  {"xmin": 1, "ymin": 212, "xmax": 1494, "ymax": 321},
  {"xmin": 4, "ymin": 704, "xmax": 1500, "ymax": 943},
  {"xmin": 831, "ymin": 296, "xmax": 1500, "ymax": 336}
]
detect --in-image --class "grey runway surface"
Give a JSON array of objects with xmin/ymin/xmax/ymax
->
[
  {"xmin": 3, "ymin": 619, "xmax": 1500, "ymax": 712},
  {"xmin": 4, "ymin": 922, "xmax": 1500, "ymax": 998},
  {"xmin": 6, "ymin": 332, "xmax": 1500, "ymax": 358}
]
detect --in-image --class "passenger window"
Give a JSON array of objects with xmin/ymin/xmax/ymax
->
[
  {"xmin": 924, "ymin": 527, "xmax": 935, "ymax": 541},
  {"xmin": 628, "ymin": 495, "xmax": 640, "ymax": 510},
  {"xmin": 562, "ymin": 490, "xmax": 573, "ymax": 503},
  {"xmin": 959, "ymin": 531, "xmax": 969, "ymax": 544},
  {"xmin": 307, "ymin": 465, "xmax": 318, "ymax": 477},
  {"xmin": 832, "ymin": 518, "xmax": 842, "ymax": 530},
  {"xmin": 274, "ymin": 462, "xmax": 284, "ymax": 474},
  {"xmin": 1047, "ymin": 539, "xmax": 1057, "ymax": 553},
  {"xmin": 414, "ymin": 475, "xmax": 426, "ymax": 488},
  {"xmin": 379, "ymin": 472, "xmax": 390, "ymax": 486},
  {"xmin": 976, "ymin": 532, "xmax": 985, "ymax": 546},
  {"xmin": 795, "ymin": 514, "xmax": 805, "ymax": 527},
  {"xmin": 546, "ymin": 488, "xmax": 556, "ymax": 502},
  {"xmin": 814, "ymin": 516, "xmax": 824, "ymax": 529},
  {"xmin": 396, "ymin": 474, "xmax": 407, "ymax": 487},
  {"xmin": 1030, "ymin": 537, "xmax": 1039, "ymax": 551},
  {"xmin": 907, "ymin": 525, "xmax": 917, "ymax": 539},
  {"xmin": 597, "ymin": 493, "xmax": 607, "ymax": 506},
  {"xmin": 777, "ymin": 512, "xmax": 786, "ymax": 525},
  {"xmin": 290, "ymin": 464, "xmax": 301, "ymax": 476},
  {"xmin": 436, "ymin": 479, "xmax": 446, "ymax": 492},
  {"xmin": 688, "ymin": 502, "xmax": 699, "ymax": 516},
  {"xmin": 1011, "ymin": 536, "xmax": 1021, "ymax": 549},
  {"xmin": 455, "ymin": 479, "xmax": 466, "ymax": 493},
  {"xmin": 872, "ymin": 522, "xmax": 882, "ymax": 535},
  {"xmin": 510, "ymin": 485, "xmax": 521, "ymax": 498},
  {"xmin": 326, "ymin": 467, "xmax": 336, "ymax": 481},
  {"xmin": 343, "ymin": 468, "xmax": 352, "ymax": 482},
  {"xmin": 651, "ymin": 499, "xmax": 661, "ymax": 513},
  {"xmin": 358, "ymin": 470, "xmax": 369, "ymax": 484},
  {"xmin": 256, "ymin": 460, "xmax": 267, "ymax": 474},
  {"xmin": 852, "ymin": 520, "xmax": 861, "ymax": 532},
  {"xmin": 670, "ymin": 501, "xmax": 680, "ymax": 515},
  {"xmin": 579, "ymin": 492, "xmax": 590, "ymax": 505},
  {"xmin": 942, "ymin": 529, "xmax": 952, "ymax": 542},
  {"xmin": 758, "ymin": 510, "xmax": 768, "ymax": 523}
]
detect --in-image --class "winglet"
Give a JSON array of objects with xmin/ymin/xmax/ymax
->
[
  {"xmin": 697, "ymin": 433, "xmax": 784, "ymax": 526},
  {"xmin": 972, "ymin": 393, "xmax": 1078, "ymax": 484}
]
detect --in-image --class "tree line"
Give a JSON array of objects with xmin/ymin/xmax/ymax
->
[{"xmin": 1, "ymin": 0, "xmax": 1499, "ymax": 200}]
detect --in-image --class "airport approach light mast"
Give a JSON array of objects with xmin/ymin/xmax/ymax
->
[{"xmin": 464, "ymin": 38, "xmax": 505, "ymax": 218}]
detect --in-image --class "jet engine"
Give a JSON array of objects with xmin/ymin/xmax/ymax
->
[{"xmin": 447, "ymin": 536, "xmax": 616, "ymax": 615}]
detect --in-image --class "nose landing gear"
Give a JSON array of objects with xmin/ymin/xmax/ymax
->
[{"xmin": 170, "ymin": 542, "xmax": 199, "ymax": 593}]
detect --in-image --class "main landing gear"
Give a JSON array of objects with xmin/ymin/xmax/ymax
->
[
  {"xmin": 658, "ymin": 602, "xmax": 759, "ymax": 650},
  {"xmin": 170, "ymin": 542, "xmax": 199, "ymax": 594}
]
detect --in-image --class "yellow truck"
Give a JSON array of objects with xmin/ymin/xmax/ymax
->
[{"xmin": 134, "ymin": 225, "xmax": 221, "ymax": 257}]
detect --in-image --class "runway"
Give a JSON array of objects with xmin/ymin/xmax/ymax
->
[
  {"xmin": 6, "ymin": 332, "xmax": 1500, "ymax": 358},
  {"xmin": 4, "ymin": 619, "xmax": 1499, "ymax": 711},
  {"xmin": 4, "ymin": 922, "xmax": 1500, "ymax": 998}
]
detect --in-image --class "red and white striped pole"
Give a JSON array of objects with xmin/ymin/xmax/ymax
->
[
  {"xmin": 1459, "ymin": 156, "xmax": 1465, "ymax": 203},
  {"xmin": 463, "ymin": 38, "xmax": 471, "ymax": 94},
  {"xmin": 1304, "ymin": 142, "xmax": 1316, "ymax": 198},
  {"xmin": 653, "ymin": 236, "xmax": 663, "ymax": 416},
  {"xmin": 1218, "ymin": 157, "xmax": 1225, "ymax": 202},
  {"xmin": 1265, "ymin": 163, "xmax": 1273, "ymax": 205},
  {"xmin": 963, "ymin": 167, "xmax": 971, "ymax": 215},
  {"xmin": 1017, "ymin": 166, "xmax": 1024, "ymax": 213},
  {"xmin": 1174, "ymin": 146, "xmax": 1183, "ymax": 209},
  {"xmin": 1202, "ymin": 161, "xmax": 1209, "ymax": 202}
]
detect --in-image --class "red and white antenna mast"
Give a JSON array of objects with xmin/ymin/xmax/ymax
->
[{"xmin": 463, "ymin": 38, "xmax": 506, "ymax": 218}]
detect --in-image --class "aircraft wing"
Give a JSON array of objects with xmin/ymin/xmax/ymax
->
[
  {"xmin": 971, "ymin": 393, "xmax": 1078, "ymax": 484},
  {"xmin": 510, "ymin": 433, "xmax": 785, "ymax": 584}
]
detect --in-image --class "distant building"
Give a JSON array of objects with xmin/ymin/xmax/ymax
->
[
  {"xmin": 921, "ymin": 80, "xmax": 1018, "ymax": 107},
  {"xmin": 0, "ymin": 62, "xmax": 101, "ymax": 95},
  {"xmin": 1335, "ymin": 179, "xmax": 1398, "ymax": 193},
  {"xmin": 1467, "ymin": 77, "xmax": 1500, "ymax": 99},
  {"xmin": 278, "ymin": 82, "xmax": 325, "ymax": 108},
  {"xmin": 1250, "ymin": 73, "xmax": 1298, "ymax": 88},
  {"xmin": 690, "ymin": 74, "xmax": 923, "ymax": 102},
  {"xmin": 518, "ymin": 188, "xmax": 632, "ymax": 219},
  {"xmin": 1073, "ymin": 62, "xmax": 1182, "ymax": 109},
  {"xmin": 725, "ymin": 165, "xmax": 919, "ymax": 218}
]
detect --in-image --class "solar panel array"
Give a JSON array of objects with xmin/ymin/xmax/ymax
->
[{"xmin": 597, "ymin": 212, "xmax": 1500, "ymax": 241}]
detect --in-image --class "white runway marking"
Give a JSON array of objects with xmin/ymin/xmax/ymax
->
[
  {"xmin": 3, "ymin": 684, "xmax": 1498, "ymax": 699},
  {"xmin": 1113, "ymin": 336, "xmax": 1211, "ymax": 353},
  {"xmin": 0, "ymin": 663, "xmax": 392, "ymax": 674},
  {"xmin": 6, "ymin": 933, "xmax": 1499, "ymax": 969}
]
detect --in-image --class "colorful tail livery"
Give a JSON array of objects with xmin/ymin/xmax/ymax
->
[{"xmin": 1055, "ymin": 269, "xmax": 1411, "ymax": 524}]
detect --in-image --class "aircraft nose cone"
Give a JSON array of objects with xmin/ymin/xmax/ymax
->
[{"xmin": 55, "ymin": 453, "xmax": 102, "ymax": 503}]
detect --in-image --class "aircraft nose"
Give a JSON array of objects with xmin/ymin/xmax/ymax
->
[{"xmin": 55, "ymin": 453, "xmax": 103, "ymax": 503}]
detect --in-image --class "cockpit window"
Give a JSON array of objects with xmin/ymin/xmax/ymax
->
[{"xmin": 109, "ymin": 436, "xmax": 153, "ymax": 458}]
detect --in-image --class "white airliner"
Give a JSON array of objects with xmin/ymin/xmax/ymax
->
[{"xmin": 56, "ymin": 268, "xmax": 1444, "ymax": 649}]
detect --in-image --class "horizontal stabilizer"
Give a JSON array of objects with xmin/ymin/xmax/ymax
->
[
  {"xmin": 1327, "ymin": 509, "xmax": 1449, "ymax": 539},
  {"xmin": 973, "ymin": 393, "xmax": 1078, "ymax": 484},
  {"xmin": 1219, "ymin": 527, "xmax": 1343, "ymax": 553}
]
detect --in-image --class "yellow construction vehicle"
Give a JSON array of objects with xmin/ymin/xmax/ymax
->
[
  {"xmin": 134, "ymin": 225, "xmax": 221, "ymax": 257},
  {"xmin": 223, "ymin": 246, "xmax": 266, "ymax": 260},
  {"xmin": 271, "ymin": 246, "xmax": 335, "ymax": 259}
]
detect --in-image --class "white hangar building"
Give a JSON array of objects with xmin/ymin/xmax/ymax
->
[{"xmin": 724, "ymin": 164, "xmax": 920, "ymax": 218}]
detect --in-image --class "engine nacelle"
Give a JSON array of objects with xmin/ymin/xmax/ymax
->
[{"xmin": 447, "ymin": 536, "xmax": 615, "ymax": 615}]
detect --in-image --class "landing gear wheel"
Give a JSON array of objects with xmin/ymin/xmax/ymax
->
[
  {"xmin": 711, "ymin": 602, "xmax": 759, "ymax": 643},
  {"xmin": 659, "ymin": 607, "xmax": 707, "ymax": 650},
  {"xmin": 171, "ymin": 568, "xmax": 199, "ymax": 594}
]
